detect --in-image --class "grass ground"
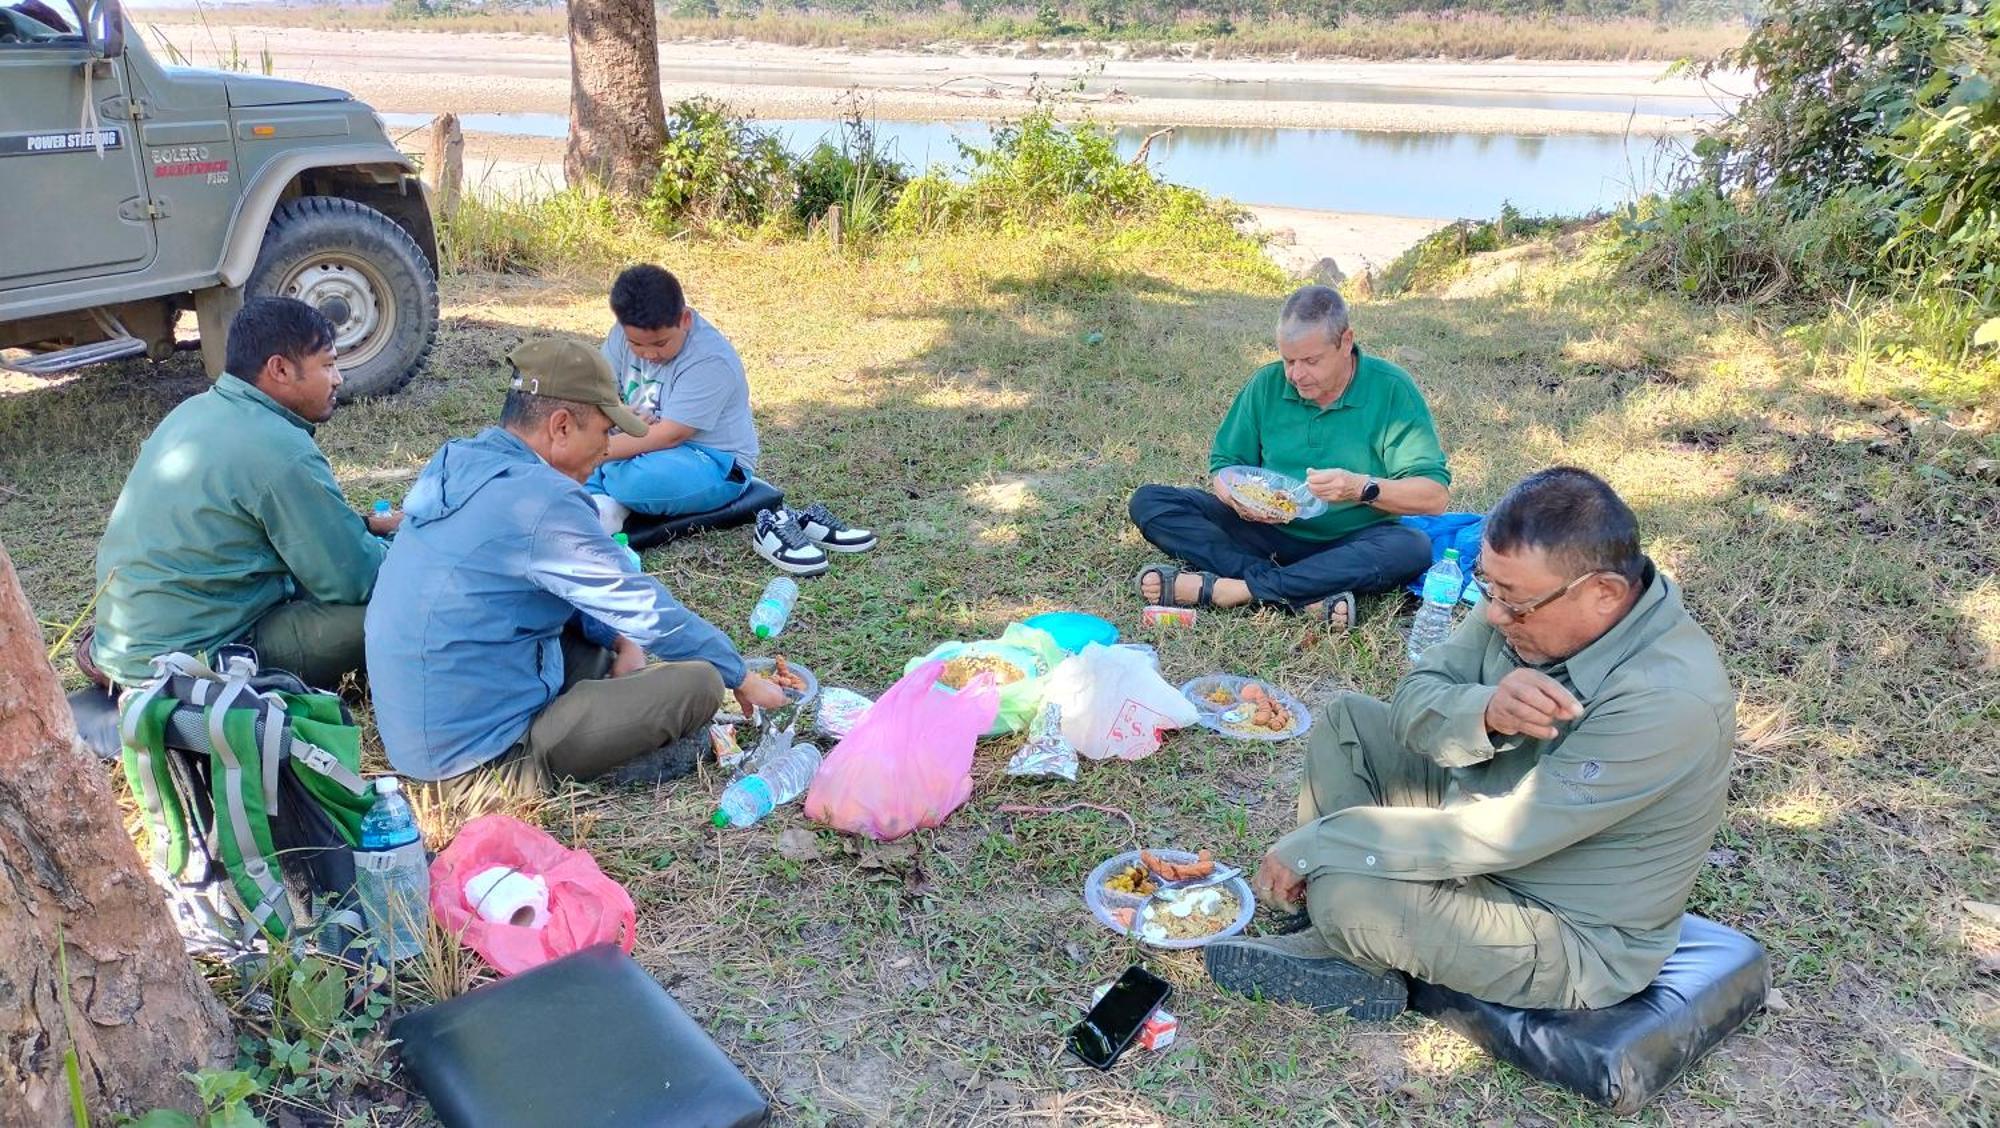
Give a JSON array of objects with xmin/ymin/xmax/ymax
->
[
  {"xmin": 2, "ymin": 220, "xmax": 1995, "ymax": 1124},
  {"xmin": 152, "ymin": 7, "xmax": 1744, "ymax": 63}
]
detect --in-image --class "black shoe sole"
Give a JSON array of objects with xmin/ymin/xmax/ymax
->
[
  {"xmin": 1260, "ymin": 909, "xmax": 1313, "ymax": 936},
  {"xmin": 1205, "ymin": 941, "xmax": 1408, "ymax": 1020},
  {"xmin": 598, "ymin": 730, "xmax": 706, "ymax": 787},
  {"xmin": 752, "ymin": 545, "xmax": 830, "ymax": 575},
  {"xmin": 811, "ymin": 539, "xmax": 877, "ymax": 554}
]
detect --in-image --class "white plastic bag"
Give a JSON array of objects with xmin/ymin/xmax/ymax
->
[{"xmin": 1042, "ymin": 643, "xmax": 1201, "ymax": 761}]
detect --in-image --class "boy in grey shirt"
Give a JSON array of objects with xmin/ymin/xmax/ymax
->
[
  {"xmin": 589, "ymin": 266, "xmax": 759, "ymax": 526},
  {"xmin": 589, "ymin": 264, "xmax": 877, "ymax": 574}
]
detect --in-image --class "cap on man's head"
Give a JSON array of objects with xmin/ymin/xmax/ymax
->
[{"xmin": 506, "ymin": 337, "xmax": 647, "ymax": 436}]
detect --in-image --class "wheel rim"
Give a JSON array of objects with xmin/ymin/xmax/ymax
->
[{"xmin": 278, "ymin": 253, "xmax": 396, "ymax": 371}]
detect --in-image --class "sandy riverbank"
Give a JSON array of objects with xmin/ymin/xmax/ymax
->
[{"xmin": 140, "ymin": 21, "xmax": 1737, "ymax": 136}]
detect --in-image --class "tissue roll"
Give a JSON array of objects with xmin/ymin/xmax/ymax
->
[{"xmin": 465, "ymin": 866, "xmax": 550, "ymax": 929}]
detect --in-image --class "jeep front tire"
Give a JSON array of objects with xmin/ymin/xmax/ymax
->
[{"xmin": 245, "ymin": 196, "xmax": 438, "ymax": 400}]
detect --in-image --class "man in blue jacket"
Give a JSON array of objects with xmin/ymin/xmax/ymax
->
[{"xmin": 365, "ymin": 338, "xmax": 788, "ymax": 786}]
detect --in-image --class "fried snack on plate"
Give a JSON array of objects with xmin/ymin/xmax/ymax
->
[{"xmin": 1140, "ymin": 848, "xmax": 1216, "ymax": 883}]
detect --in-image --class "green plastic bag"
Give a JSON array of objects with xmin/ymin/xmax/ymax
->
[{"xmin": 905, "ymin": 624, "xmax": 1066, "ymax": 737}]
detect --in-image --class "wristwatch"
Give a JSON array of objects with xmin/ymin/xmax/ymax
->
[{"xmin": 1359, "ymin": 477, "xmax": 1382, "ymax": 504}]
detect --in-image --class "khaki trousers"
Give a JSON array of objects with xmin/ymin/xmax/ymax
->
[
  {"xmin": 245, "ymin": 599, "xmax": 367, "ymax": 690},
  {"xmin": 515, "ymin": 627, "xmax": 726, "ymax": 782},
  {"xmin": 1301, "ymin": 692, "xmax": 1581, "ymax": 1009}
]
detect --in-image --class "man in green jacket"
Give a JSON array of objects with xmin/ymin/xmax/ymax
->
[
  {"xmin": 1205, "ymin": 467, "xmax": 1734, "ymax": 1016},
  {"xmin": 1128, "ymin": 284, "xmax": 1449, "ymax": 628},
  {"xmin": 88, "ymin": 297, "xmax": 397, "ymax": 689}
]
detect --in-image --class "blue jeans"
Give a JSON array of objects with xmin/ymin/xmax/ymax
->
[{"xmin": 587, "ymin": 443, "xmax": 749, "ymax": 518}]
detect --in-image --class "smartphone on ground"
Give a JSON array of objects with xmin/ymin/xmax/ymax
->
[{"xmin": 1066, "ymin": 964, "xmax": 1172, "ymax": 1071}]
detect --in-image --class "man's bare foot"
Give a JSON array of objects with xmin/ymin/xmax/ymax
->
[
  {"xmin": 1301, "ymin": 592, "xmax": 1357, "ymax": 629},
  {"xmin": 1139, "ymin": 567, "xmax": 1254, "ymax": 608}
]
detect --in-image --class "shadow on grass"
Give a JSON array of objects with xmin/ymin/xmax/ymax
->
[{"xmin": 1, "ymin": 233, "xmax": 1994, "ymax": 1122}]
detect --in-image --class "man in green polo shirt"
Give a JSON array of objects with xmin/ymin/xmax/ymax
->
[
  {"xmin": 87, "ymin": 297, "xmax": 397, "ymax": 689},
  {"xmin": 1129, "ymin": 284, "xmax": 1448, "ymax": 626},
  {"xmin": 1204, "ymin": 468, "xmax": 1735, "ymax": 1017}
]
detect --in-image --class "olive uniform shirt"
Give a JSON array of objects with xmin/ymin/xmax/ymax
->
[
  {"xmin": 92, "ymin": 376, "xmax": 385, "ymax": 685},
  {"xmin": 1274, "ymin": 562, "xmax": 1734, "ymax": 1004}
]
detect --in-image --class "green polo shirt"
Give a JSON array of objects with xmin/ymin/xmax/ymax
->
[
  {"xmin": 91, "ymin": 375, "xmax": 385, "ymax": 685},
  {"xmin": 1209, "ymin": 347, "xmax": 1450, "ymax": 542},
  {"xmin": 1276, "ymin": 563, "xmax": 1736, "ymax": 1007}
]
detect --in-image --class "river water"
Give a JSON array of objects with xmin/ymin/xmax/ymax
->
[{"xmin": 383, "ymin": 110, "xmax": 1688, "ymax": 220}]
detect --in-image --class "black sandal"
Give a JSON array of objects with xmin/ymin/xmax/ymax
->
[{"xmin": 1134, "ymin": 562, "xmax": 1221, "ymax": 608}]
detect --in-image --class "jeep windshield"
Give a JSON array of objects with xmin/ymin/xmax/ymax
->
[{"xmin": 2, "ymin": 0, "xmax": 81, "ymax": 41}]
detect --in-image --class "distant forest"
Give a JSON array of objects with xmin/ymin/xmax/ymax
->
[
  {"xmin": 393, "ymin": 0, "xmax": 1762, "ymax": 22},
  {"xmin": 651, "ymin": 0, "xmax": 1763, "ymax": 18}
]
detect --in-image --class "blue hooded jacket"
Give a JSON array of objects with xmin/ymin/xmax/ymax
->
[{"xmin": 365, "ymin": 427, "xmax": 746, "ymax": 780}]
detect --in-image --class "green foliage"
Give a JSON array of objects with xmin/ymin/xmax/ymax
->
[
  {"xmin": 440, "ymin": 185, "xmax": 643, "ymax": 275},
  {"xmin": 1876, "ymin": 7, "xmax": 2000, "ymax": 309},
  {"xmin": 792, "ymin": 111, "xmax": 912, "ymax": 237},
  {"xmin": 1614, "ymin": 186, "xmax": 1882, "ymax": 304},
  {"xmin": 645, "ymin": 97, "xmax": 796, "ymax": 230},
  {"xmin": 1623, "ymin": 0, "xmax": 1998, "ymax": 352},
  {"xmin": 889, "ymin": 107, "xmax": 1174, "ymax": 234},
  {"xmin": 226, "ymin": 952, "xmax": 398, "ymax": 1116},
  {"xmin": 1377, "ymin": 202, "xmax": 1578, "ymax": 295},
  {"xmin": 125, "ymin": 1070, "xmax": 264, "ymax": 1128}
]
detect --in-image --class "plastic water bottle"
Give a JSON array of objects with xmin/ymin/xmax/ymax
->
[
  {"xmin": 372, "ymin": 499, "xmax": 394, "ymax": 545},
  {"xmin": 748, "ymin": 576, "xmax": 799, "ymax": 640},
  {"xmin": 1407, "ymin": 548, "xmax": 1464, "ymax": 663},
  {"xmin": 712, "ymin": 742, "xmax": 822, "ymax": 828},
  {"xmin": 612, "ymin": 532, "xmax": 643, "ymax": 572},
  {"xmin": 354, "ymin": 777, "xmax": 429, "ymax": 962}
]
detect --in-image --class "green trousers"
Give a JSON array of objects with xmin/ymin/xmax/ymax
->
[
  {"xmin": 1300, "ymin": 692, "xmax": 1582, "ymax": 1009},
  {"xmin": 244, "ymin": 599, "xmax": 367, "ymax": 690}
]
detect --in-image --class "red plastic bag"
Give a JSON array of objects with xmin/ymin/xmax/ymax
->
[
  {"xmin": 804, "ymin": 660, "xmax": 1000, "ymax": 841},
  {"xmin": 429, "ymin": 814, "xmax": 636, "ymax": 976}
]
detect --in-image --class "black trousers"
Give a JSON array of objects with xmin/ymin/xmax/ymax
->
[{"xmin": 1128, "ymin": 485, "xmax": 1432, "ymax": 610}]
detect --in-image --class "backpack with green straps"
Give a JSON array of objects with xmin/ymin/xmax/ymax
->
[{"xmin": 118, "ymin": 651, "xmax": 375, "ymax": 956}]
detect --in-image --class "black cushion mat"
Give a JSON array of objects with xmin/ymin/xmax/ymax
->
[
  {"xmin": 392, "ymin": 944, "xmax": 769, "ymax": 1128},
  {"xmin": 1408, "ymin": 913, "xmax": 1768, "ymax": 1114},
  {"xmin": 624, "ymin": 477, "xmax": 783, "ymax": 551}
]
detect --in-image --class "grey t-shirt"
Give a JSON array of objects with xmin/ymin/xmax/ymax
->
[{"xmin": 600, "ymin": 311, "xmax": 759, "ymax": 470}]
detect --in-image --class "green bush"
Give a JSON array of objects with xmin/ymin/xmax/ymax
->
[
  {"xmin": 1615, "ymin": 186, "xmax": 1884, "ymax": 305},
  {"xmin": 644, "ymin": 97, "xmax": 795, "ymax": 230},
  {"xmin": 1377, "ymin": 202, "xmax": 1581, "ymax": 295},
  {"xmin": 892, "ymin": 108, "xmax": 1163, "ymax": 232},
  {"xmin": 440, "ymin": 186, "xmax": 642, "ymax": 275},
  {"xmin": 1640, "ymin": 1, "xmax": 2000, "ymax": 326},
  {"xmin": 792, "ymin": 115, "xmax": 911, "ymax": 236}
]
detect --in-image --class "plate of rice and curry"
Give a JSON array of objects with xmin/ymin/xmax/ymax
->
[{"xmin": 1214, "ymin": 465, "xmax": 1327, "ymax": 523}]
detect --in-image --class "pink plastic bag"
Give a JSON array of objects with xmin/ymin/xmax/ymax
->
[
  {"xmin": 804, "ymin": 660, "xmax": 1000, "ymax": 841},
  {"xmin": 428, "ymin": 813, "xmax": 636, "ymax": 976}
]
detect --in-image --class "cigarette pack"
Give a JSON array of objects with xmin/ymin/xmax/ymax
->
[{"xmin": 1090, "ymin": 983, "xmax": 1179, "ymax": 1051}]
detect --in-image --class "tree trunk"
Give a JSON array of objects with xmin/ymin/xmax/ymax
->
[
  {"xmin": 0, "ymin": 542, "xmax": 232, "ymax": 1125},
  {"xmin": 564, "ymin": 0, "xmax": 667, "ymax": 198}
]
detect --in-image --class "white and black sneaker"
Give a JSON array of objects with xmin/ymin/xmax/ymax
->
[
  {"xmin": 751, "ymin": 508, "xmax": 829, "ymax": 576},
  {"xmin": 792, "ymin": 503, "xmax": 878, "ymax": 553}
]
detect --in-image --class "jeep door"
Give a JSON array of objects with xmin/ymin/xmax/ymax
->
[{"xmin": 0, "ymin": 0, "xmax": 156, "ymax": 291}]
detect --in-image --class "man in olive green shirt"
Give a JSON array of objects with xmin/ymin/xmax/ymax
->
[
  {"xmin": 1206, "ymin": 468, "xmax": 1734, "ymax": 1016},
  {"xmin": 88, "ymin": 298, "xmax": 399, "ymax": 689},
  {"xmin": 1129, "ymin": 284, "xmax": 1448, "ymax": 626}
]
